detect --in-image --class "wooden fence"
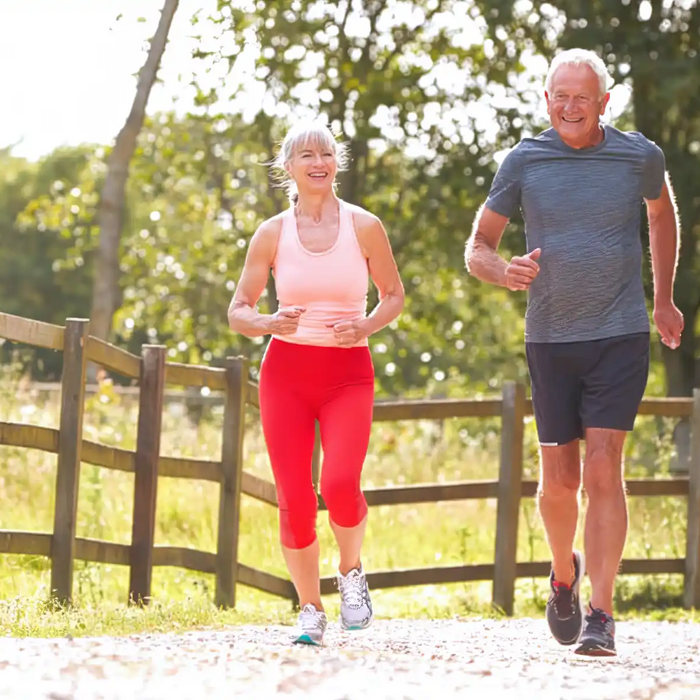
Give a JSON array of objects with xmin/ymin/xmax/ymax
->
[{"xmin": 1, "ymin": 311, "xmax": 699, "ymax": 615}]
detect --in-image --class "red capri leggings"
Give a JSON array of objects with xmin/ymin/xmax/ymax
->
[{"xmin": 258, "ymin": 338, "xmax": 374, "ymax": 549}]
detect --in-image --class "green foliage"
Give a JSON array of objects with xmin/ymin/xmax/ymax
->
[{"xmin": 3, "ymin": 0, "xmax": 697, "ymax": 396}]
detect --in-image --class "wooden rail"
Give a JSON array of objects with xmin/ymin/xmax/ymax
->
[{"xmin": 1, "ymin": 311, "xmax": 699, "ymax": 614}]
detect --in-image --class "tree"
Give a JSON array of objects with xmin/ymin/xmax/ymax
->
[
  {"xmin": 91, "ymin": 0, "xmax": 180, "ymax": 343},
  {"xmin": 2, "ymin": 146, "xmax": 96, "ymax": 378}
]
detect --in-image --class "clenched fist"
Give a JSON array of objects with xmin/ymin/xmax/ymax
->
[
  {"xmin": 326, "ymin": 319, "xmax": 368, "ymax": 347},
  {"xmin": 505, "ymin": 248, "xmax": 541, "ymax": 292},
  {"xmin": 268, "ymin": 306, "xmax": 305, "ymax": 335},
  {"xmin": 654, "ymin": 301, "xmax": 684, "ymax": 350}
]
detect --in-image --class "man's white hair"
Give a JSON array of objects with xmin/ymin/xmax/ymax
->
[{"xmin": 545, "ymin": 48, "xmax": 611, "ymax": 98}]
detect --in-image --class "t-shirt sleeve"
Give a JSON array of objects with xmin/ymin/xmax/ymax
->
[
  {"xmin": 642, "ymin": 141, "xmax": 666, "ymax": 200},
  {"xmin": 484, "ymin": 146, "xmax": 524, "ymax": 218}
]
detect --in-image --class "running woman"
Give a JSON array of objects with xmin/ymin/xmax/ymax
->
[
  {"xmin": 466, "ymin": 48, "xmax": 683, "ymax": 656},
  {"xmin": 228, "ymin": 119, "xmax": 404, "ymax": 645}
]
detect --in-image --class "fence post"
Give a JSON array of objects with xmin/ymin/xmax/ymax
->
[
  {"xmin": 215, "ymin": 356, "xmax": 248, "ymax": 608},
  {"xmin": 51, "ymin": 318, "xmax": 90, "ymax": 604},
  {"xmin": 684, "ymin": 388, "xmax": 700, "ymax": 609},
  {"xmin": 493, "ymin": 380, "xmax": 526, "ymax": 616},
  {"xmin": 128, "ymin": 345, "xmax": 166, "ymax": 605},
  {"xmin": 312, "ymin": 422, "xmax": 322, "ymax": 492}
]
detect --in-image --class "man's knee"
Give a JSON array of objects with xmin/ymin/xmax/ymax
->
[
  {"xmin": 539, "ymin": 443, "xmax": 582, "ymax": 499},
  {"xmin": 583, "ymin": 429, "xmax": 626, "ymax": 497}
]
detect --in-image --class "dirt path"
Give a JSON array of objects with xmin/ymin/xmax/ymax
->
[{"xmin": 1, "ymin": 618, "xmax": 699, "ymax": 699}]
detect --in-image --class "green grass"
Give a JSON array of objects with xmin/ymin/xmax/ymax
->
[{"xmin": 0, "ymin": 366, "xmax": 696, "ymax": 637}]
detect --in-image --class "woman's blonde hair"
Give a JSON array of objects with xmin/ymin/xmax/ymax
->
[{"xmin": 271, "ymin": 119, "xmax": 349, "ymax": 203}]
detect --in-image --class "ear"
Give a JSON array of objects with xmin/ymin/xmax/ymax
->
[
  {"xmin": 600, "ymin": 92, "xmax": 611, "ymax": 115},
  {"xmin": 544, "ymin": 90, "xmax": 552, "ymax": 115}
]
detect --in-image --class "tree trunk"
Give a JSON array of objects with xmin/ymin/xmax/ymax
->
[
  {"xmin": 90, "ymin": 0, "xmax": 180, "ymax": 343},
  {"xmin": 339, "ymin": 139, "xmax": 368, "ymax": 204}
]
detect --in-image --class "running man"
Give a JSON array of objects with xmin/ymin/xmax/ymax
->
[
  {"xmin": 228, "ymin": 119, "xmax": 404, "ymax": 645},
  {"xmin": 465, "ymin": 48, "xmax": 683, "ymax": 656}
]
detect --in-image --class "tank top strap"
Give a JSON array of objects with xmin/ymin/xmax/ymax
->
[
  {"xmin": 280, "ymin": 205, "xmax": 296, "ymax": 238},
  {"xmin": 338, "ymin": 199, "xmax": 360, "ymax": 249}
]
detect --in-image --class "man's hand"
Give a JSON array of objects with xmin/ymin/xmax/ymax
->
[
  {"xmin": 505, "ymin": 248, "xmax": 541, "ymax": 291},
  {"xmin": 653, "ymin": 301, "xmax": 684, "ymax": 349}
]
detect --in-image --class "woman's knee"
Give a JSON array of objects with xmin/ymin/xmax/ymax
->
[
  {"xmin": 320, "ymin": 474, "xmax": 367, "ymax": 527},
  {"xmin": 278, "ymin": 490, "xmax": 319, "ymax": 549}
]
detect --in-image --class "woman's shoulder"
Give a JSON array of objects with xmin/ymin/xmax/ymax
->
[
  {"xmin": 253, "ymin": 211, "xmax": 287, "ymax": 242},
  {"xmin": 342, "ymin": 201, "xmax": 381, "ymax": 231},
  {"xmin": 248, "ymin": 212, "xmax": 287, "ymax": 260}
]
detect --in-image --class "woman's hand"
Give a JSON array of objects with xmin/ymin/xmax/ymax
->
[
  {"xmin": 327, "ymin": 319, "xmax": 368, "ymax": 347},
  {"xmin": 268, "ymin": 306, "xmax": 306, "ymax": 335}
]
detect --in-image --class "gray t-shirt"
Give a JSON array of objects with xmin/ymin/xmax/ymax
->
[{"xmin": 485, "ymin": 125, "xmax": 666, "ymax": 343}]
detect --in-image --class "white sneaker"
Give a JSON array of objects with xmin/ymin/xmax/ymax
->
[
  {"xmin": 338, "ymin": 565, "xmax": 374, "ymax": 631},
  {"xmin": 291, "ymin": 603, "xmax": 327, "ymax": 646}
]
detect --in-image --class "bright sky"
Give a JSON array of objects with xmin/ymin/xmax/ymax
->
[
  {"xmin": 0, "ymin": 0, "xmax": 631, "ymax": 162},
  {"xmin": 0, "ymin": 0, "xmax": 215, "ymax": 160}
]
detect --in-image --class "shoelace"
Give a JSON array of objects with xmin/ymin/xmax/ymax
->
[
  {"xmin": 552, "ymin": 582, "xmax": 577, "ymax": 618},
  {"xmin": 338, "ymin": 570, "xmax": 366, "ymax": 609},
  {"xmin": 584, "ymin": 607, "xmax": 613, "ymax": 637},
  {"xmin": 298, "ymin": 604, "xmax": 324, "ymax": 631}
]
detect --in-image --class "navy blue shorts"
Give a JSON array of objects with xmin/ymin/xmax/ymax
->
[{"xmin": 525, "ymin": 332, "xmax": 650, "ymax": 446}]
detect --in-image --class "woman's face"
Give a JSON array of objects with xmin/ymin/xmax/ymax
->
[{"xmin": 286, "ymin": 137, "xmax": 338, "ymax": 196}]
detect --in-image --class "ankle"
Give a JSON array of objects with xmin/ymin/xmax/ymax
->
[
  {"xmin": 589, "ymin": 599, "xmax": 613, "ymax": 617},
  {"xmin": 553, "ymin": 563, "xmax": 575, "ymax": 587},
  {"xmin": 339, "ymin": 560, "xmax": 362, "ymax": 577},
  {"xmin": 299, "ymin": 600, "xmax": 324, "ymax": 613}
]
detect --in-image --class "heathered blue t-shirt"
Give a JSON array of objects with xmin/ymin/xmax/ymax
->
[{"xmin": 485, "ymin": 125, "xmax": 666, "ymax": 343}]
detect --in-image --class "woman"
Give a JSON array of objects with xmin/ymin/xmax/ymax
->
[{"xmin": 228, "ymin": 119, "xmax": 404, "ymax": 645}]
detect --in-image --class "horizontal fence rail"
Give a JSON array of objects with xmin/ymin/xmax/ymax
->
[{"xmin": 1, "ymin": 311, "xmax": 699, "ymax": 613}]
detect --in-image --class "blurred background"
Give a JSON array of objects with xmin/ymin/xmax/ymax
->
[{"xmin": 0, "ymin": 0, "xmax": 698, "ymax": 621}]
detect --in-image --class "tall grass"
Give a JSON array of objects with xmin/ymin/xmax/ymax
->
[{"xmin": 0, "ymin": 361, "xmax": 694, "ymax": 636}]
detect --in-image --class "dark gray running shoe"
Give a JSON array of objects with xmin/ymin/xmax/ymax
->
[
  {"xmin": 575, "ymin": 606, "xmax": 616, "ymax": 657},
  {"xmin": 545, "ymin": 550, "xmax": 585, "ymax": 645}
]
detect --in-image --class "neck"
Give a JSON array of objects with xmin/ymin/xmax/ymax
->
[
  {"xmin": 295, "ymin": 191, "xmax": 338, "ymax": 222},
  {"xmin": 560, "ymin": 123, "xmax": 605, "ymax": 150}
]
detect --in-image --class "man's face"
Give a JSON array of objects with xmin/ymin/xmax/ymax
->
[{"xmin": 545, "ymin": 64, "xmax": 610, "ymax": 147}]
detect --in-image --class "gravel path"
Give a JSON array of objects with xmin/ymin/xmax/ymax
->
[{"xmin": 1, "ymin": 619, "xmax": 699, "ymax": 699}]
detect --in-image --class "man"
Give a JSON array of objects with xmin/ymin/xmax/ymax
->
[{"xmin": 465, "ymin": 48, "xmax": 684, "ymax": 656}]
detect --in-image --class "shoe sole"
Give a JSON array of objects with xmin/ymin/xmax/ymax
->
[
  {"xmin": 292, "ymin": 634, "xmax": 323, "ymax": 646},
  {"xmin": 574, "ymin": 643, "xmax": 616, "ymax": 657},
  {"xmin": 340, "ymin": 614, "xmax": 374, "ymax": 632}
]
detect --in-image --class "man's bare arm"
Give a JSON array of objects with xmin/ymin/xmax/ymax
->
[
  {"xmin": 464, "ymin": 205, "xmax": 510, "ymax": 286},
  {"xmin": 645, "ymin": 176, "xmax": 684, "ymax": 348},
  {"xmin": 645, "ymin": 178, "xmax": 679, "ymax": 306},
  {"xmin": 465, "ymin": 205, "xmax": 540, "ymax": 291}
]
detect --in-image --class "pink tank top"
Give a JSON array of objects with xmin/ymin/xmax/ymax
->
[{"xmin": 272, "ymin": 199, "xmax": 369, "ymax": 347}]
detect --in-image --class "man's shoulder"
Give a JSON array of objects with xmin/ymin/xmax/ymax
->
[
  {"xmin": 513, "ymin": 128, "xmax": 558, "ymax": 152},
  {"xmin": 606, "ymin": 126, "xmax": 662, "ymax": 155},
  {"xmin": 495, "ymin": 129, "xmax": 556, "ymax": 169}
]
